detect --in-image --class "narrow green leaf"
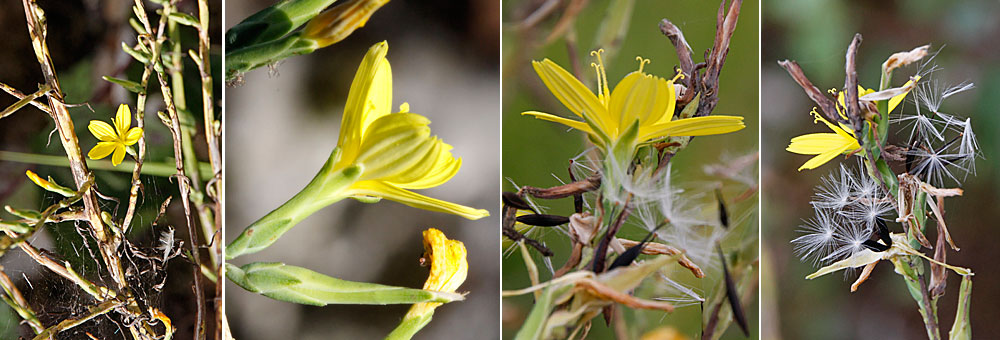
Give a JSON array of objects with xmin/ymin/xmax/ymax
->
[
  {"xmin": 226, "ymin": 262, "xmax": 463, "ymax": 306},
  {"xmin": 514, "ymin": 285, "xmax": 563, "ymax": 340},
  {"xmin": 949, "ymin": 276, "xmax": 972, "ymax": 340},
  {"xmin": 167, "ymin": 12, "xmax": 201, "ymax": 28},
  {"xmin": 101, "ymin": 76, "xmax": 145, "ymax": 94}
]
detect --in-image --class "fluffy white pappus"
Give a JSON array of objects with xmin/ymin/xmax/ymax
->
[
  {"xmin": 912, "ymin": 78, "xmax": 974, "ymax": 115},
  {"xmin": 840, "ymin": 193, "xmax": 894, "ymax": 230},
  {"xmin": 956, "ymin": 118, "xmax": 981, "ymax": 177},
  {"xmin": 810, "ymin": 164, "xmax": 856, "ymax": 211},
  {"xmin": 893, "ymin": 111, "xmax": 946, "ymax": 145},
  {"xmin": 906, "ymin": 144, "xmax": 964, "ymax": 186},
  {"xmin": 791, "ymin": 207, "xmax": 839, "ymax": 266},
  {"xmin": 823, "ymin": 218, "xmax": 874, "ymax": 265}
]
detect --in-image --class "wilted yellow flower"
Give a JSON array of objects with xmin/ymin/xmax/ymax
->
[
  {"xmin": 787, "ymin": 82, "xmax": 915, "ymax": 171},
  {"xmin": 333, "ymin": 41, "xmax": 487, "ymax": 220},
  {"xmin": 301, "ymin": 0, "xmax": 390, "ymax": 48},
  {"xmin": 407, "ymin": 228, "xmax": 468, "ymax": 317},
  {"xmin": 87, "ymin": 104, "xmax": 142, "ymax": 166},
  {"xmin": 522, "ymin": 50, "xmax": 744, "ymax": 150}
]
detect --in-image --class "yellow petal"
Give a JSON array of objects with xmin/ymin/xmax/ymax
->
[
  {"xmin": 354, "ymin": 113, "xmax": 432, "ymax": 179},
  {"xmin": 532, "ymin": 59, "xmax": 610, "ymax": 134},
  {"xmin": 114, "ymin": 104, "xmax": 131, "ymax": 137},
  {"xmin": 420, "ymin": 228, "xmax": 467, "ymax": 293},
  {"xmin": 609, "ymin": 72, "xmax": 671, "ymax": 132},
  {"xmin": 112, "ymin": 144, "xmax": 127, "ymax": 166},
  {"xmin": 796, "ymin": 148, "xmax": 847, "ymax": 171},
  {"xmin": 88, "ymin": 141, "xmax": 117, "ymax": 160},
  {"xmin": 786, "ymin": 133, "xmax": 857, "ymax": 154},
  {"xmin": 360, "ymin": 58, "xmax": 393, "ymax": 137},
  {"xmin": 339, "ymin": 41, "xmax": 390, "ymax": 161},
  {"xmin": 88, "ymin": 120, "xmax": 117, "ymax": 142},
  {"xmin": 395, "ymin": 144, "xmax": 462, "ymax": 190},
  {"xmin": 347, "ymin": 181, "xmax": 488, "ymax": 220},
  {"xmin": 887, "ymin": 78, "xmax": 918, "ymax": 114},
  {"xmin": 521, "ymin": 111, "xmax": 595, "ymax": 136},
  {"xmin": 406, "ymin": 227, "xmax": 468, "ymax": 317},
  {"xmin": 638, "ymin": 115, "xmax": 744, "ymax": 141},
  {"xmin": 122, "ymin": 127, "xmax": 143, "ymax": 145}
]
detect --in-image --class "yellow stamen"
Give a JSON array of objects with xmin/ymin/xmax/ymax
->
[
  {"xmin": 671, "ymin": 68, "xmax": 685, "ymax": 82},
  {"xmin": 635, "ymin": 56, "xmax": 650, "ymax": 73},
  {"xmin": 590, "ymin": 49, "xmax": 609, "ymax": 104}
]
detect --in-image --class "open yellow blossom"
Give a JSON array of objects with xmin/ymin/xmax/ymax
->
[
  {"xmin": 786, "ymin": 109, "xmax": 862, "ymax": 171},
  {"xmin": 522, "ymin": 50, "xmax": 744, "ymax": 150},
  {"xmin": 87, "ymin": 104, "xmax": 142, "ymax": 166},
  {"xmin": 335, "ymin": 41, "xmax": 488, "ymax": 220},
  {"xmin": 787, "ymin": 81, "xmax": 915, "ymax": 171},
  {"xmin": 226, "ymin": 41, "xmax": 487, "ymax": 260}
]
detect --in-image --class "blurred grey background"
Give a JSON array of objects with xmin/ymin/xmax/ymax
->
[
  {"xmin": 224, "ymin": 1, "xmax": 500, "ymax": 339},
  {"xmin": 762, "ymin": 1, "xmax": 1000, "ymax": 339}
]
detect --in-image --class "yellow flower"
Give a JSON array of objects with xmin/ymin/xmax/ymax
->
[
  {"xmin": 786, "ymin": 108, "xmax": 862, "ymax": 171},
  {"xmin": 406, "ymin": 228, "xmax": 468, "ymax": 317},
  {"xmin": 522, "ymin": 50, "xmax": 744, "ymax": 150},
  {"xmin": 87, "ymin": 104, "xmax": 142, "ymax": 166},
  {"xmin": 787, "ymin": 81, "xmax": 915, "ymax": 171},
  {"xmin": 334, "ymin": 41, "xmax": 488, "ymax": 220},
  {"xmin": 301, "ymin": 0, "xmax": 389, "ymax": 48}
]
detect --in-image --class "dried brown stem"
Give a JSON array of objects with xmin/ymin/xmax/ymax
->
[
  {"xmin": 695, "ymin": 0, "xmax": 741, "ymax": 117},
  {"xmin": 519, "ymin": 174, "xmax": 601, "ymax": 199},
  {"xmin": 843, "ymin": 34, "xmax": 864, "ymax": 133},
  {"xmin": 576, "ymin": 278, "xmax": 675, "ymax": 312},
  {"xmin": 777, "ymin": 60, "xmax": 844, "ymax": 125}
]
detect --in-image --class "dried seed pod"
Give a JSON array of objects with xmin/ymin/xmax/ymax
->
[{"xmin": 515, "ymin": 214, "xmax": 569, "ymax": 227}]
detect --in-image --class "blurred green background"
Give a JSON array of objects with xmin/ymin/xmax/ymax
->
[
  {"xmin": 501, "ymin": 0, "xmax": 759, "ymax": 338},
  {"xmin": 763, "ymin": 1, "xmax": 1000, "ymax": 339}
]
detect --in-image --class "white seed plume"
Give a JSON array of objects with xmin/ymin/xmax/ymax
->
[
  {"xmin": 791, "ymin": 207, "xmax": 839, "ymax": 265},
  {"xmin": 811, "ymin": 164, "xmax": 855, "ymax": 211}
]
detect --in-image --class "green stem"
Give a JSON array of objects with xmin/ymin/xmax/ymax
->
[
  {"xmin": 226, "ymin": 148, "xmax": 361, "ymax": 259},
  {"xmin": 0, "ymin": 151, "xmax": 211, "ymax": 178},
  {"xmin": 225, "ymin": 32, "xmax": 318, "ymax": 78},
  {"xmin": 385, "ymin": 311, "xmax": 433, "ymax": 340}
]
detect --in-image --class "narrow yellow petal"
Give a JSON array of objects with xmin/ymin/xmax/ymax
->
[
  {"xmin": 339, "ymin": 41, "xmax": 390, "ymax": 161},
  {"xmin": 112, "ymin": 144, "xmax": 127, "ymax": 166},
  {"xmin": 797, "ymin": 147, "xmax": 850, "ymax": 171},
  {"xmin": 347, "ymin": 181, "xmax": 488, "ymax": 220},
  {"xmin": 115, "ymin": 104, "xmax": 131, "ymax": 137},
  {"xmin": 122, "ymin": 127, "xmax": 143, "ymax": 145},
  {"xmin": 88, "ymin": 120, "xmax": 117, "ymax": 142},
  {"xmin": 360, "ymin": 58, "xmax": 393, "ymax": 136},
  {"xmin": 638, "ymin": 115, "xmax": 744, "ymax": 141},
  {"xmin": 396, "ymin": 146, "xmax": 462, "ymax": 190},
  {"xmin": 887, "ymin": 78, "xmax": 917, "ymax": 114},
  {"xmin": 532, "ymin": 59, "xmax": 609, "ymax": 133},
  {"xmin": 786, "ymin": 133, "xmax": 856, "ymax": 154},
  {"xmin": 88, "ymin": 141, "xmax": 117, "ymax": 160},
  {"xmin": 521, "ymin": 111, "xmax": 595, "ymax": 135}
]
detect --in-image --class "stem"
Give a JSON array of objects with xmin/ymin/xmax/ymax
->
[
  {"xmin": 225, "ymin": 33, "xmax": 318, "ymax": 77},
  {"xmin": 0, "ymin": 151, "xmax": 210, "ymax": 177},
  {"xmin": 226, "ymin": 156, "xmax": 361, "ymax": 259},
  {"xmin": 384, "ymin": 311, "xmax": 433, "ymax": 340}
]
